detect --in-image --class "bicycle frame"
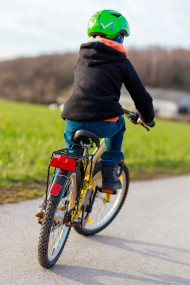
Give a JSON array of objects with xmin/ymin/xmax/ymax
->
[{"xmin": 71, "ymin": 138, "xmax": 105, "ymax": 222}]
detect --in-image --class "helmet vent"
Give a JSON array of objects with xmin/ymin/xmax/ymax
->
[{"xmin": 110, "ymin": 13, "xmax": 121, "ymax": 18}]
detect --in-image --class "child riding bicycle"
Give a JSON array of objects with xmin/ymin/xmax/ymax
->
[
  {"xmin": 35, "ymin": 9, "xmax": 155, "ymax": 218},
  {"xmin": 61, "ymin": 9, "xmax": 155, "ymax": 184}
]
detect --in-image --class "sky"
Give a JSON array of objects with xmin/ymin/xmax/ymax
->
[{"xmin": 0, "ymin": 0, "xmax": 189, "ymax": 60}]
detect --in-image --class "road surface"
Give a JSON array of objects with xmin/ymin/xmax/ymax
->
[{"xmin": 0, "ymin": 175, "xmax": 190, "ymax": 285}]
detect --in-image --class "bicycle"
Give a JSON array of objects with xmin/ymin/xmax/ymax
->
[{"xmin": 37, "ymin": 108, "xmax": 151, "ymax": 268}]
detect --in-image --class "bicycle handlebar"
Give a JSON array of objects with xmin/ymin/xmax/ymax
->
[{"xmin": 122, "ymin": 107, "xmax": 152, "ymax": 131}]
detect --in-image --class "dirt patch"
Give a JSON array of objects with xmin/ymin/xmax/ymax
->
[{"xmin": 0, "ymin": 183, "xmax": 46, "ymax": 204}]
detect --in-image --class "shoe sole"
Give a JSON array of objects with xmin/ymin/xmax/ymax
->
[{"xmin": 35, "ymin": 211, "xmax": 45, "ymax": 218}]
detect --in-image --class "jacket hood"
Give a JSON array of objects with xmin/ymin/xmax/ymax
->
[{"xmin": 79, "ymin": 41, "xmax": 126, "ymax": 67}]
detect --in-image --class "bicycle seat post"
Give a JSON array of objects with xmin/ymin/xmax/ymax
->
[
  {"xmin": 74, "ymin": 130, "xmax": 100, "ymax": 155},
  {"xmin": 80, "ymin": 141, "xmax": 92, "ymax": 156}
]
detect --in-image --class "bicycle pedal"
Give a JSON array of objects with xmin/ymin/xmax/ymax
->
[
  {"xmin": 98, "ymin": 187, "xmax": 117, "ymax": 195},
  {"xmin": 38, "ymin": 217, "xmax": 43, "ymax": 224},
  {"xmin": 72, "ymin": 218, "xmax": 81, "ymax": 224}
]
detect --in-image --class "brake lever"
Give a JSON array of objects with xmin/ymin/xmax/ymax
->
[{"xmin": 123, "ymin": 108, "xmax": 150, "ymax": 131}]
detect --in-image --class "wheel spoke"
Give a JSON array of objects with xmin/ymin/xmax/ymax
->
[
  {"xmin": 38, "ymin": 172, "xmax": 77, "ymax": 268},
  {"xmin": 74, "ymin": 163, "xmax": 129, "ymax": 235},
  {"xmin": 47, "ymin": 173, "xmax": 77, "ymax": 261}
]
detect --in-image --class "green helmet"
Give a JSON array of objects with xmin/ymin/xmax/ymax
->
[{"xmin": 87, "ymin": 10, "xmax": 130, "ymax": 39}]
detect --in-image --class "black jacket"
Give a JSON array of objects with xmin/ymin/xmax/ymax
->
[{"xmin": 61, "ymin": 41, "xmax": 154, "ymax": 123}]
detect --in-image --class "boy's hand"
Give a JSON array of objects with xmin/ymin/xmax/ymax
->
[
  {"xmin": 137, "ymin": 118, "xmax": 155, "ymax": 128},
  {"xmin": 130, "ymin": 112, "xmax": 140, "ymax": 124},
  {"xmin": 146, "ymin": 121, "xmax": 155, "ymax": 127}
]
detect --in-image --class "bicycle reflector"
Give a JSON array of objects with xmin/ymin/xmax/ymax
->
[{"xmin": 50, "ymin": 155, "xmax": 76, "ymax": 172}]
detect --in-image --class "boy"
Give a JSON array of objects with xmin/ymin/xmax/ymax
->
[
  {"xmin": 61, "ymin": 10, "xmax": 155, "ymax": 189},
  {"xmin": 35, "ymin": 9, "xmax": 155, "ymax": 217}
]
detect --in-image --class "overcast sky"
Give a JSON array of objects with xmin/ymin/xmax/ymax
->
[{"xmin": 0, "ymin": 0, "xmax": 189, "ymax": 60}]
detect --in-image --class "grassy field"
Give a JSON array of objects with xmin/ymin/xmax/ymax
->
[{"xmin": 0, "ymin": 100, "xmax": 190, "ymax": 203}]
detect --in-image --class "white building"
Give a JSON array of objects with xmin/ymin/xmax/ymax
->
[
  {"xmin": 178, "ymin": 95, "xmax": 190, "ymax": 114},
  {"xmin": 120, "ymin": 96, "xmax": 178, "ymax": 119},
  {"xmin": 120, "ymin": 86, "xmax": 190, "ymax": 119}
]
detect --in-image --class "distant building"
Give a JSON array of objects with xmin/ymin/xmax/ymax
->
[
  {"xmin": 153, "ymin": 99, "xmax": 178, "ymax": 118},
  {"xmin": 120, "ymin": 86, "xmax": 190, "ymax": 119},
  {"xmin": 178, "ymin": 95, "xmax": 190, "ymax": 114},
  {"xmin": 120, "ymin": 96, "xmax": 178, "ymax": 119}
]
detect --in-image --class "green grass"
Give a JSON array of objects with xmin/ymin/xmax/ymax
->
[
  {"xmin": 123, "ymin": 118, "xmax": 190, "ymax": 180},
  {"xmin": 0, "ymin": 100, "xmax": 190, "ymax": 203},
  {"xmin": 0, "ymin": 100, "xmax": 64, "ymax": 203}
]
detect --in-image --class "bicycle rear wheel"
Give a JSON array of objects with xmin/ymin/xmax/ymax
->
[
  {"xmin": 38, "ymin": 171, "xmax": 78, "ymax": 268},
  {"xmin": 74, "ymin": 162, "xmax": 129, "ymax": 236}
]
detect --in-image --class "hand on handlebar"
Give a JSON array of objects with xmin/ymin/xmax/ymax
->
[
  {"xmin": 122, "ymin": 107, "xmax": 155, "ymax": 131},
  {"xmin": 129, "ymin": 112, "xmax": 140, "ymax": 124},
  {"xmin": 138, "ymin": 118, "xmax": 155, "ymax": 128},
  {"xmin": 146, "ymin": 121, "xmax": 155, "ymax": 128}
]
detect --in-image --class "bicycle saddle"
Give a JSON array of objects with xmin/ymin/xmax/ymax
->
[{"xmin": 73, "ymin": 129, "xmax": 100, "ymax": 148}]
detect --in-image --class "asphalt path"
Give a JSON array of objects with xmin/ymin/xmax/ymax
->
[{"xmin": 0, "ymin": 175, "xmax": 190, "ymax": 285}]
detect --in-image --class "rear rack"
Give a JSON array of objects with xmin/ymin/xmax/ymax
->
[{"xmin": 50, "ymin": 147, "xmax": 91, "ymax": 161}]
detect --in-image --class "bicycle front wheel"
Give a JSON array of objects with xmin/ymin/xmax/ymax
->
[{"xmin": 74, "ymin": 162, "xmax": 129, "ymax": 236}]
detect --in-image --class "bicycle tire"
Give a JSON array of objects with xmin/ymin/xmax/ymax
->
[
  {"xmin": 74, "ymin": 162, "xmax": 129, "ymax": 236},
  {"xmin": 38, "ymin": 170, "xmax": 80, "ymax": 268}
]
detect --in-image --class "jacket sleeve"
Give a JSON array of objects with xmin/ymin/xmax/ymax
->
[{"xmin": 123, "ymin": 58, "xmax": 155, "ymax": 123}]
